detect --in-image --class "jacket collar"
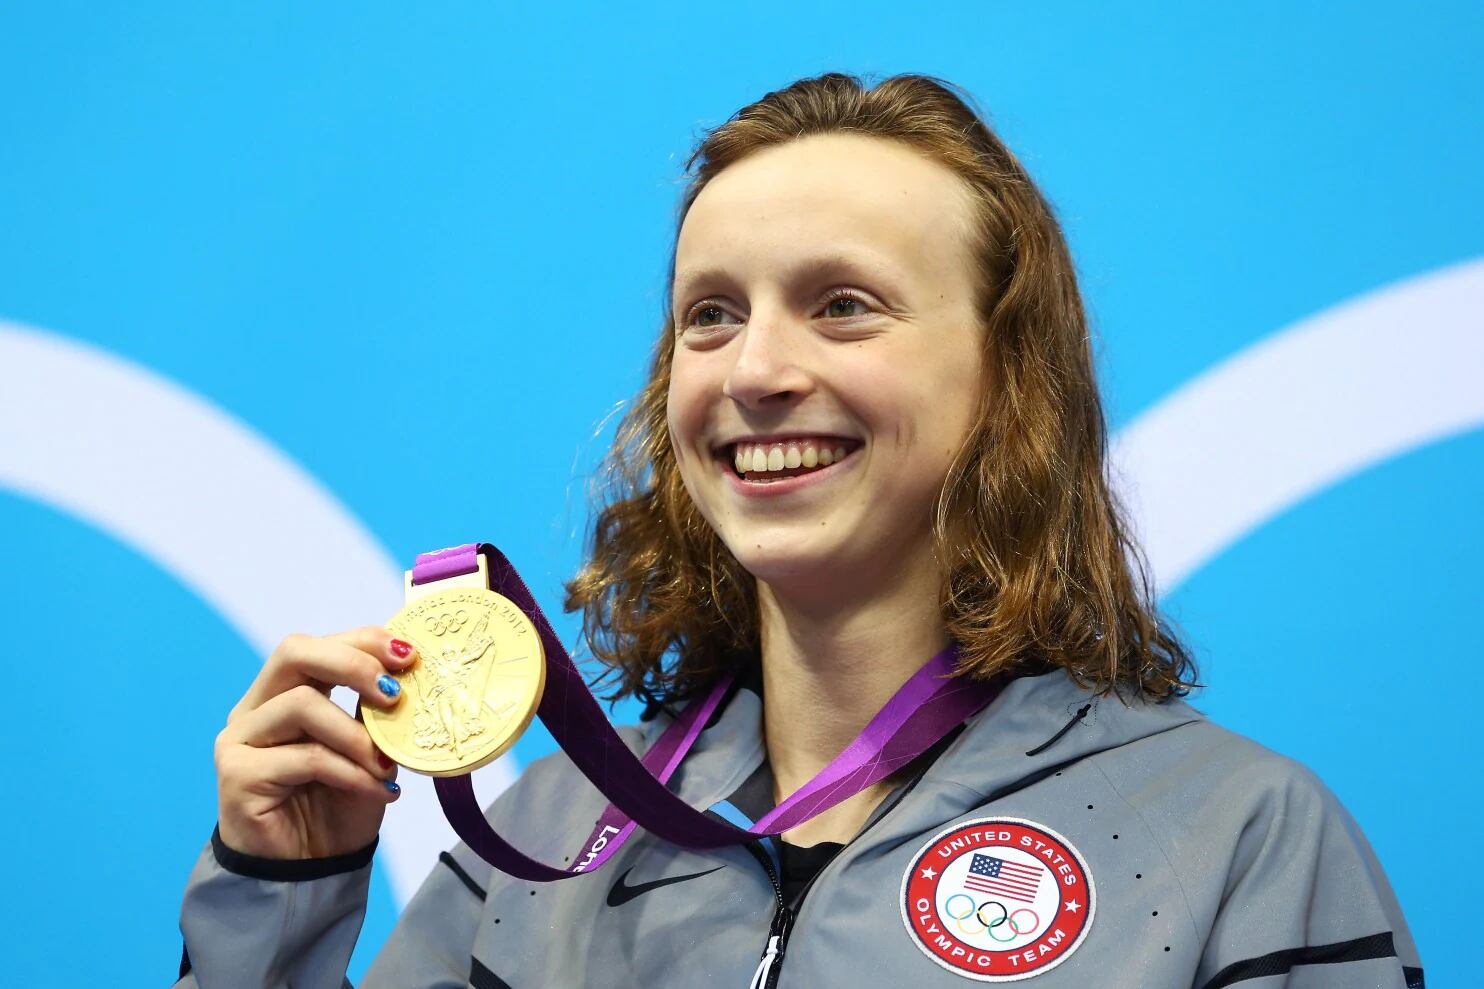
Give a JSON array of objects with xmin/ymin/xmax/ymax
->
[
  {"xmin": 647, "ymin": 661, "xmax": 1205, "ymax": 816},
  {"xmin": 920, "ymin": 668, "xmax": 1205, "ymax": 797}
]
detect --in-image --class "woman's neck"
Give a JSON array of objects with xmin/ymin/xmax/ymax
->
[{"xmin": 757, "ymin": 547, "xmax": 948, "ymax": 845}]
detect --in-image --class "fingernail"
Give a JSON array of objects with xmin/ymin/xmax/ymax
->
[
  {"xmin": 384, "ymin": 780, "xmax": 400, "ymax": 795},
  {"xmin": 377, "ymin": 674, "xmax": 401, "ymax": 698},
  {"xmin": 376, "ymin": 749, "xmax": 393, "ymax": 770},
  {"xmin": 389, "ymin": 638, "xmax": 414, "ymax": 660}
]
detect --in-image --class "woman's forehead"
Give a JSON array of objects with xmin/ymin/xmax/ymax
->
[{"xmin": 675, "ymin": 135, "xmax": 976, "ymax": 295}]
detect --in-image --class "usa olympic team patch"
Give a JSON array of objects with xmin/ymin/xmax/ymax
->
[{"xmin": 900, "ymin": 817, "xmax": 1095, "ymax": 981}]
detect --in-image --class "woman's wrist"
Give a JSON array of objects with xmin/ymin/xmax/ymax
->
[{"xmin": 210, "ymin": 822, "xmax": 378, "ymax": 881}]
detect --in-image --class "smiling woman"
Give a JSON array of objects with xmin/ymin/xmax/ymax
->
[{"xmin": 175, "ymin": 72, "xmax": 1423, "ymax": 989}]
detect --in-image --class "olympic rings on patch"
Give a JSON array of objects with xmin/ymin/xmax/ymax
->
[
  {"xmin": 1009, "ymin": 908, "xmax": 1040, "ymax": 935},
  {"xmin": 953, "ymin": 909, "xmax": 987, "ymax": 935},
  {"xmin": 975, "ymin": 900, "xmax": 1008, "ymax": 929},
  {"xmin": 940, "ymin": 893, "xmax": 1040, "ymax": 942},
  {"xmin": 985, "ymin": 906, "xmax": 1037, "ymax": 941},
  {"xmin": 944, "ymin": 894, "xmax": 977, "ymax": 921},
  {"xmin": 948, "ymin": 896, "xmax": 1001, "ymax": 936},
  {"xmin": 987, "ymin": 912, "xmax": 1019, "ymax": 941}
]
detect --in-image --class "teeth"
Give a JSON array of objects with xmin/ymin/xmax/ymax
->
[{"xmin": 731, "ymin": 438, "xmax": 855, "ymax": 476}]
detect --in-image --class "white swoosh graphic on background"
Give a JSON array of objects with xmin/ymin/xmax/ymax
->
[
  {"xmin": 1, "ymin": 257, "xmax": 1479, "ymax": 905},
  {"xmin": 1112, "ymin": 257, "xmax": 1484, "ymax": 594},
  {"xmin": 0, "ymin": 321, "xmax": 515, "ymax": 906}
]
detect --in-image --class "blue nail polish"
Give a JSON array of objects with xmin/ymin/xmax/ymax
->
[
  {"xmin": 384, "ymin": 780, "xmax": 400, "ymax": 795},
  {"xmin": 377, "ymin": 674, "xmax": 400, "ymax": 698}
]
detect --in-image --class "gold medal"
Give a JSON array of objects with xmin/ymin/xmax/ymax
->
[{"xmin": 364, "ymin": 584, "xmax": 546, "ymax": 776}]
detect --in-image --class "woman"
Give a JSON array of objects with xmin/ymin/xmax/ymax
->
[{"xmin": 176, "ymin": 73, "xmax": 1422, "ymax": 987}]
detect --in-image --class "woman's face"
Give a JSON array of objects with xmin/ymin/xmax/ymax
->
[{"xmin": 666, "ymin": 132, "xmax": 986, "ymax": 595}]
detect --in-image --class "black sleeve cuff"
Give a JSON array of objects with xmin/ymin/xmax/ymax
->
[{"xmin": 210, "ymin": 823, "xmax": 378, "ymax": 881}]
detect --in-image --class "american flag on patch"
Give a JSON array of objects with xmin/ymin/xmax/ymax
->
[{"xmin": 961, "ymin": 853, "xmax": 1042, "ymax": 903}]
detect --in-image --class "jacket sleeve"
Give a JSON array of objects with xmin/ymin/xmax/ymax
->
[
  {"xmin": 172, "ymin": 825, "xmax": 372, "ymax": 989},
  {"xmin": 1195, "ymin": 765, "xmax": 1424, "ymax": 989},
  {"xmin": 171, "ymin": 822, "xmax": 490, "ymax": 989}
]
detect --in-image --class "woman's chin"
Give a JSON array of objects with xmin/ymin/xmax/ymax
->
[{"xmin": 730, "ymin": 541, "xmax": 862, "ymax": 594}]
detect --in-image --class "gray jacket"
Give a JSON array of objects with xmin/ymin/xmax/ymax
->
[{"xmin": 175, "ymin": 668, "xmax": 1424, "ymax": 988}]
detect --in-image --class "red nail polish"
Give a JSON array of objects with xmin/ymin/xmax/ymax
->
[
  {"xmin": 376, "ymin": 749, "xmax": 393, "ymax": 770},
  {"xmin": 390, "ymin": 638, "xmax": 413, "ymax": 659}
]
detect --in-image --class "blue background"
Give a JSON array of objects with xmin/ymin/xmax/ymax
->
[{"xmin": 1, "ymin": 3, "xmax": 1478, "ymax": 985}]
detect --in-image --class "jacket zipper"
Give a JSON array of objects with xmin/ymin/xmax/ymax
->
[
  {"xmin": 744, "ymin": 748, "xmax": 949, "ymax": 989},
  {"xmin": 743, "ymin": 843, "xmax": 790, "ymax": 989}
]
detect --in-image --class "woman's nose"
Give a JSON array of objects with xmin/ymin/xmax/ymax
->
[{"xmin": 722, "ymin": 321, "xmax": 815, "ymax": 409}]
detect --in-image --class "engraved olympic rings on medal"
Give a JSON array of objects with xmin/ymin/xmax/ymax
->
[{"xmin": 425, "ymin": 609, "xmax": 470, "ymax": 635}]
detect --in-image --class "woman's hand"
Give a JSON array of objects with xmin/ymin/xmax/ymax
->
[{"xmin": 214, "ymin": 626, "xmax": 415, "ymax": 860}]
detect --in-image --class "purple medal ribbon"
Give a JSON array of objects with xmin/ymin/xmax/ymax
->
[{"xmin": 418, "ymin": 543, "xmax": 1000, "ymax": 881}]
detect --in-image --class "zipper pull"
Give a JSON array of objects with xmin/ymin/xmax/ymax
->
[
  {"xmin": 749, "ymin": 905, "xmax": 793, "ymax": 989},
  {"xmin": 748, "ymin": 934, "xmax": 782, "ymax": 989}
]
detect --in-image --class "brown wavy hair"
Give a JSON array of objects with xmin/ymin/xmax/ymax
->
[{"xmin": 565, "ymin": 71, "xmax": 1198, "ymax": 709}]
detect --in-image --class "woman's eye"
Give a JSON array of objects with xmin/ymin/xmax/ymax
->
[
  {"xmin": 820, "ymin": 289, "xmax": 873, "ymax": 319},
  {"xmin": 692, "ymin": 304, "xmax": 731, "ymax": 328},
  {"xmin": 682, "ymin": 302, "xmax": 737, "ymax": 331}
]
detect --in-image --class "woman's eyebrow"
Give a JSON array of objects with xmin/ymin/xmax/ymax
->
[{"xmin": 673, "ymin": 249, "xmax": 901, "ymax": 301}]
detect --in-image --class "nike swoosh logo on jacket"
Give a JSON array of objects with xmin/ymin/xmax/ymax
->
[{"xmin": 606, "ymin": 865, "xmax": 724, "ymax": 907}]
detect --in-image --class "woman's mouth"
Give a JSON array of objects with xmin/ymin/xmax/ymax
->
[{"xmin": 722, "ymin": 437, "xmax": 862, "ymax": 483}]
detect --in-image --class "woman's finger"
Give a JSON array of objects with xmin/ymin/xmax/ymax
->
[
  {"xmin": 226, "ymin": 683, "xmax": 394, "ymax": 779},
  {"xmin": 234, "ymin": 626, "xmax": 416, "ymax": 717},
  {"xmin": 222, "ymin": 740, "xmax": 400, "ymax": 802}
]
